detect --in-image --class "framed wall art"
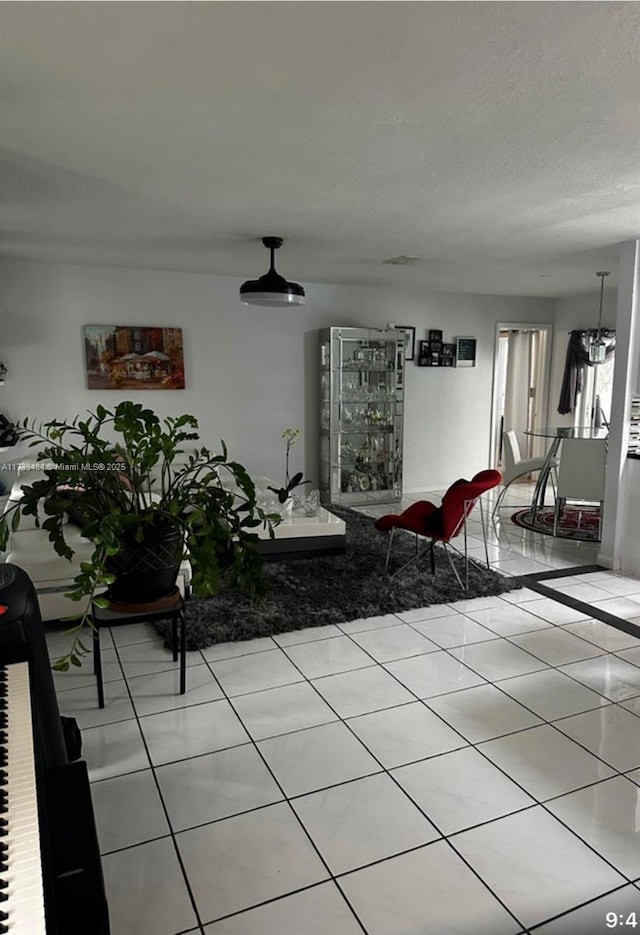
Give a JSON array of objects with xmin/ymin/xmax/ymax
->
[
  {"xmin": 418, "ymin": 339, "xmax": 447, "ymax": 367},
  {"xmin": 417, "ymin": 340, "xmax": 431, "ymax": 367},
  {"xmin": 83, "ymin": 325, "xmax": 186, "ymax": 389},
  {"xmin": 442, "ymin": 343, "xmax": 456, "ymax": 367},
  {"xmin": 395, "ymin": 325, "xmax": 416, "ymax": 362},
  {"xmin": 455, "ymin": 336, "xmax": 477, "ymax": 368}
]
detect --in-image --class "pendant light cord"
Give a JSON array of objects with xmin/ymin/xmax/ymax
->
[{"xmin": 595, "ymin": 270, "xmax": 609, "ymax": 336}]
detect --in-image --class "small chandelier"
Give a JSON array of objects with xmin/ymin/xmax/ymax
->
[
  {"xmin": 589, "ymin": 271, "xmax": 610, "ymax": 364},
  {"xmin": 240, "ymin": 237, "xmax": 305, "ymax": 307}
]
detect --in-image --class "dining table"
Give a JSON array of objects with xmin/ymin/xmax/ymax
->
[{"xmin": 522, "ymin": 426, "xmax": 609, "ymax": 526}]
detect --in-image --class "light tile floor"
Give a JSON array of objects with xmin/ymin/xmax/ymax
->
[{"xmin": 50, "ymin": 482, "xmax": 640, "ymax": 934}]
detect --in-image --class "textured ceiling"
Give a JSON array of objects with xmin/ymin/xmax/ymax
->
[{"xmin": 0, "ymin": 2, "xmax": 638, "ymax": 296}]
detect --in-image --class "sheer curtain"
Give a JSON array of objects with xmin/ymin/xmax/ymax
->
[{"xmin": 503, "ymin": 331, "xmax": 533, "ymax": 457}]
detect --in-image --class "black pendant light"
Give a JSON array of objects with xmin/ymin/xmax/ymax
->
[{"xmin": 240, "ymin": 237, "xmax": 305, "ymax": 307}]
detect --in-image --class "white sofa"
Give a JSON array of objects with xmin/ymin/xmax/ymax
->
[
  {"xmin": 147, "ymin": 453, "xmax": 275, "ymax": 510},
  {"xmin": 0, "ymin": 455, "xmax": 279, "ymax": 621},
  {"xmin": 1, "ymin": 460, "xmax": 192, "ymax": 621},
  {"xmin": 1, "ymin": 462, "xmax": 97, "ymax": 620}
]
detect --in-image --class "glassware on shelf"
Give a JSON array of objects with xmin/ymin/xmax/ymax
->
[
  {"xmin": 320, "ymin": 373, "xmax": 330, "ymax": 402},
  {"xmin": 343, "ymin": 347, "xmax": 364, "ymax": 371},
  {"xmin": 259, "ymin": 491, "xmax": 281, "ymax": 514},
  {"xmin": 340, "ymin": 465, "xmax": 395, "ymax": 494},
  {"xmin": 320, "ymin": 326, "xmax": 403, "ymax": 506},
  {"xmin": 301, "ymin": 488, "xmax": 320, "ymax": 516},
  {"xmin": 340, "ymin": 383, "xmax": 394, "ymax": 402},
  {"xmin": 339, "ymin": 342, "xmax": 397, "ymax": 373}
]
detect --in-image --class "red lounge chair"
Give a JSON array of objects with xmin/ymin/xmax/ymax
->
[{"xmin": 374, "ymin": 469, "xmax": 502, "ymax": 589}]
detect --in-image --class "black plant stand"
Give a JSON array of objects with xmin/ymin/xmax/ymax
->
[{"xmin": 91, "ymin": 587, "xmax": 186, "ymax": 709}]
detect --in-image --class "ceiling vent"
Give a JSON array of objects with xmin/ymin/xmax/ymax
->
[{"xmin": 382, "ymin": 255, "xmax": 421, "ymax": 266}]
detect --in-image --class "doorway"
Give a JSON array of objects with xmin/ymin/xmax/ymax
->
[{"xmin": 490, "ymin": 323, "xmax": 554, "ymax": 469}]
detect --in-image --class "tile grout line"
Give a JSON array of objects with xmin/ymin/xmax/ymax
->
[
  {"xmin": 333, "ymin": 599, "xmax": 640, "ymax": 783},
  {"xmin": 73, "ymin": 600, "xmax": 640, "ymax": 784},
  {"xmin": 85, "ymin": 595, "xmax": 640, "ymax": 801},
  {"xmin": 254, "ymin": 601, "xmax": 640, "ymax": 919},
  {"xmin": 51, "ymin": 555, "xmax": 640, "ymax": 934},
  {"xmin": 521, "ymin": 574, "xmax": 640, "ymax": 641},
  {"xmin": 263, "ymin": 636, "xmax": 530, "ymax": 934},
  {"xmin": 105, "ymin": 631, "xmax": 208, "ymax": 935},
  {"xmin": 196, "ymin": 654, "xmax": 371, "ymax": 935},
  {"xmin": 329, "ymin": 624, "xmax": 640, "ymax": 898}
]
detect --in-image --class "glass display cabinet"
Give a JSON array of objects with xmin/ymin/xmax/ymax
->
[{"xmin": 319, "ymin": 327, "xmax": 404, "ymax": 506}]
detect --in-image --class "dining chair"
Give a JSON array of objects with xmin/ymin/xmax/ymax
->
[
  {"xmin": 553, "ymin": 437, "xmax": 607, "ymax": 537},
  {"xmin": 492, "ymin": 429, "xmax": 558, "ymax": 518}
]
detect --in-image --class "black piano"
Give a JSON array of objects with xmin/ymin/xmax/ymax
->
[{"xmin": 0, "ymin": 564, "xmax": 110, "ymax": 934}]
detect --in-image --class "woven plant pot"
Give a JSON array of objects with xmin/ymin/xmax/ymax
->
[{"xmin": 106, "ymin": 519, "xmax": 183, "ymax": 603}]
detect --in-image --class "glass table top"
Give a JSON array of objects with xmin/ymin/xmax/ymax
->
[{"xmin": 524, "ymin": 426, "xmax": 609, "ymax": 440}]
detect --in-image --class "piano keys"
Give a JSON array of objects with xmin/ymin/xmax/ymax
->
[
  {"xmin": 0, "ymin": 565, "xmax": 109, "ymax": 934},
  {"xmin": 1, "ymin": 661, "xmax": 46, "ymax": 934}
]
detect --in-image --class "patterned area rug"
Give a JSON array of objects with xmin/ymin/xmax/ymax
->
[
  {"xmin": 511, "ymin": 506, "xmax": 601, "ymax": 542},
  {"xmin": 156, "ymin": 506, "xmax": 520, "ymax": 649}
]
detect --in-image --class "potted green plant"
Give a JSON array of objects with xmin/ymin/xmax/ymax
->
[
  {"xmin": 267, "ymin": 427, "xmax": 312, "ymax": 509},
  {"xmin": 0, "ymin": 402, "xmax": 278, "ymax": 670}
]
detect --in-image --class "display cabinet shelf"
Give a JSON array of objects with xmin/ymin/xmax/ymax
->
[
  {"xmin": 339, "ymin": 459, "xmax": 395, "ymax": 467},
  {"xmin": 318, "ymin": 327, "xmax": 404, "ymax": 506},
  {"xmin": 338, "ymin": 426, "xmax": 395, "ymax": 434},
  {"xmin": 339, "ymin": 398, "xmax": 395, "ymax": 404},
  {"xmin": 340, "ymin": 368, "xmax": 396, "ymax": 374}
]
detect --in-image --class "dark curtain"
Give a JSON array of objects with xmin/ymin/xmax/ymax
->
[{"xmin": 557, "ymin": 330, "xmax": 616, "ymax": 415}]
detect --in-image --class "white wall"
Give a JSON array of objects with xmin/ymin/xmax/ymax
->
[
  {"xmin": 601, "ymin": 241, "xmax": 639, "ymax": 570},
  {"xmin": 0, "ymin": 258, "xmax": 554, "ymax": 491},
  {"xmin": 619, "ymin": 460, "xmax": 640, "ymax": 574}
]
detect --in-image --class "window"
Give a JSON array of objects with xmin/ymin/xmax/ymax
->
[{"xmin": 574, "ymin": 355, "xmax": 614, "ymax": 429}]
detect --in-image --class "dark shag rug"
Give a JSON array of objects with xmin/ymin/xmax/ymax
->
[
  {"xmin": 156, "ymin": 506, "xmax": 520, "ymax": 649},
  {"xmin": 512, "ymin": 506, "xmax": 601, "ymax": 542}
]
